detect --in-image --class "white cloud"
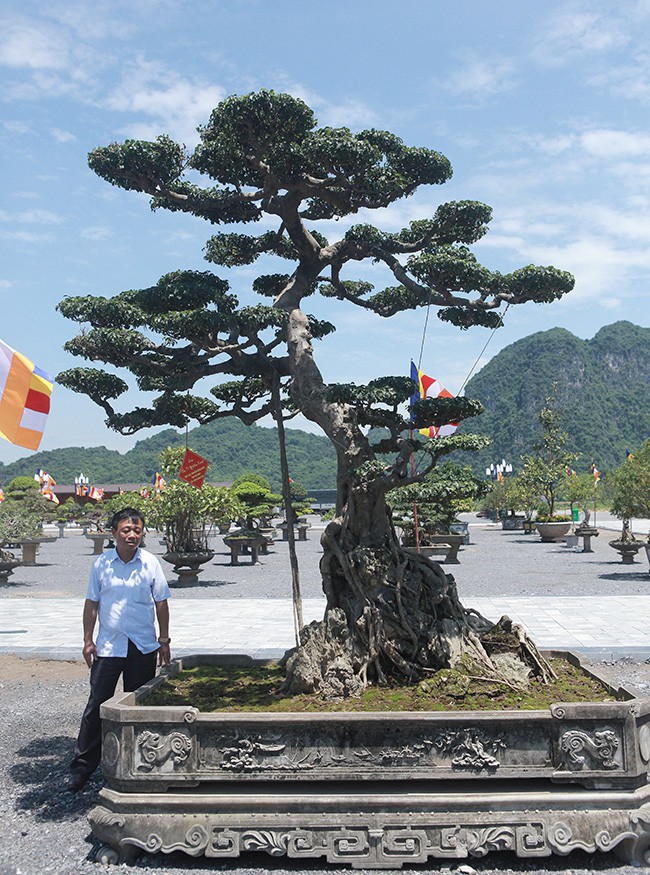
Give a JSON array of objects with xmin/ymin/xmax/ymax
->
[
  {"xmin": 580, "ymin": 128, "xmax": 650, "ymax": 158},
  {"xmin": 533, "ymin": 6, "xmax": 630, "ymax": 66},
  {"xmin": 0, "ymin": 207, "xmax": 64, "ymax": 224},
  {"xmin": 104, "ymin": 58, "xmax": 225, "ymax": 145},
  {"xmin": 443, "ymin": 54, "xmax": 517, "ymax": 98},
  {"xmin": 0, "ymin": 21, "xmax": 69, "ymax": 69},
  {"xmin": 51, "ymin": 127, "xmax": 76, "ymax": 143},
  {"xmin": 80, "ymin": 225, "xmax": 113, "ymax": 241}
]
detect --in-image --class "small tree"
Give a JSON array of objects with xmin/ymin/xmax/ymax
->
[
  {"xmin": 230, "ymin": 474, "xmax": 281, "ymax": 530},
  {"xmin": 282, "ymin": 479, "xmax": 314, "ymax": 524},
  {"xmin": 520, "ymin": 388, "xmax": 578, "ymax": 520},
  {"xmin": 610, "ymin": 440, "xmax": 650, "ymax": 540},
  {"xmin": 561, "ymin": 471, "xmax": 599, "ymax": 526},
  {"xmin": 144, "ymin": 447, "xmax": 234, "ymax": 553},
  {"xmin": 389, "ymin": 462, "xmax": 488, "ymax": 545}
]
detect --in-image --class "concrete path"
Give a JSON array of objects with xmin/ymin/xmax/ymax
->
[{"xmin": 0, "ymin": 513, "xmax": 648, "ymax": 663}]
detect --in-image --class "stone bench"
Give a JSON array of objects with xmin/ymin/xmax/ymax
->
[
  {"xmin": 279, "ymin": 523, "xmax": 310, "ymax": 541},
  {"xmin": 223, "ymin": 535, "xmax": 269, "ymax": 565}
]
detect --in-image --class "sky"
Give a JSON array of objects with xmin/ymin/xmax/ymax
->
[{"xmin": 1, "ymin": 0, "xmax": 650, "ymax": 467}]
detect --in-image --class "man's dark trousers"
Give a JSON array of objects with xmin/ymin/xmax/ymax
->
[{"xmin": 72, "ymin": 639, "xmax": 157, "ymax": 778}]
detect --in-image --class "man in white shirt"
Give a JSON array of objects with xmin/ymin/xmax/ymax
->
[{"xmin": 68, "ymin": 507, "xmax": 172, "ymax": 792}]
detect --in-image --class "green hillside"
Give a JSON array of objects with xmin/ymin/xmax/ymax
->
[
  {"xmin": 0, "ymin": 419, "xmax": 337, "ymax": 490},
  {"xmin": 1, "ymin": 321, "xmax": 647, "ymax": 487},
  {"xmin": 460, "ymin": 321, "xmax": 650, "ymax": 474}
]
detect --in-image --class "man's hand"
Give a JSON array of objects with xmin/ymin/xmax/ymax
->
[
  {"xmin": 158, "ymin": 642, "xmax": 171, "ymax": 666},
  {"xmin": 82, "ymin": 640, "xmax": 97, "ymax": 668}
]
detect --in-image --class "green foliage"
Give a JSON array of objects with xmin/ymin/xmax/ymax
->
[
  {"xmin": 461, "ymin": 321, "xmax": 650, "ymax": 473},
  {"xmin": 519, "ymin": 388, "xmax": 578, "ymax": 519},
  {"xmin": 610, "ymin": 439, "xmax": 650, "ymax": 523},
  {"xmin": 230, "ymin": 475, "xmax": 282, "ymax": 529},
  {"xmin": 389, "ymin": 462, "xmax": 488, "ymax": 541},
  {"xmin": 55, "ymin": 88, "xmax": 573, "ymax": 523}
]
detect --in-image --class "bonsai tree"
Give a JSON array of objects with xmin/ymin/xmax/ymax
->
[
  {"xmin": 56, "ymin": 90, "xmax": 574, "ymax": 697},
  {"xmin": 519, "ymin": 388, "xmax": 578, "ymax": 521},
  {"xmin": 55, "ymin": 497, "xmax": 85, "ymax": 527},
  {"xmin": 2, "ymin": 476, "xmax": 56, "ymax": 534},
  {"xmin": 389, "ymin": 462, "xmax": 487, "ymax": 547},
  {"xmin": 610, "ymin": 440, "xmax": 650, "ymax": 542},
  {"xmin": 561, "ymin": 471, "xmax": 599, "ymax": 528},
  {"xmin": 230, "ymin": 473, "xmax": 281, "ymax": 531},
  {"xmin": 145, "ymin": 447, "xmax": 221, "ymax": 554},
  {"xmin": 281, "ymin": 478, "xmax": 315, "ymax": 524}
]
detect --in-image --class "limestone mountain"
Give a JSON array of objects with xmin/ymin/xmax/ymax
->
[{"xmin": 461, "ymin": 321, "xmax": 650, "ymax": 473}]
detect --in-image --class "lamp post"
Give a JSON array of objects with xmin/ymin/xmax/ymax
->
[{"xmin": 486, "ymin": 459, "xmax": 513, "ymax": 481}]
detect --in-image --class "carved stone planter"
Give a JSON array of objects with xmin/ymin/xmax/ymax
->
[
  {"xmin": 609, "ymin": 538, "xmax": 645, "ymax": 565},
  {"xmin": 86, "ymin": 531, "xmax": 109, "ymax": 555},
  {"xmin": 535, "ymin": 521, "xmax": 572, "ymax": 543},
  {"xmin": 162, "ymin": 551, "xmax": 214, "ymax": 585},
  {"xmin": 89, "ymin": 652, "xmax": 650, "ymax": 868}
]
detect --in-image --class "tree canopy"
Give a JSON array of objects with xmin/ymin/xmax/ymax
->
[{"xmin": 56, "ymin": 90, "xmax": 574, "ymax": 696}]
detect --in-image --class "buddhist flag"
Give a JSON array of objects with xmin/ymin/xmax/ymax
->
[
  {"xmin": 0, "ymin": 338, "xmax": 54, "ymax": 451},
  {"xmin": 410, "ymin": 361, "xmax": 459, "ymax": 438}
]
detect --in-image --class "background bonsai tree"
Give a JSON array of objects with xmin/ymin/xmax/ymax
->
[
  {"xmin": 610, "ymin": 440, "xmax": 650, "ymax": 542},
  {"xmin": 55, "ymin": 497, "xmax": 84, "ymax": 528},
  {"xmin": 56, "ymin": 90, "xmax": 573, "ymax": 697},
  {"xmin": 519, "ymin": 388, "xmax": 578, "ymax": 521},
  {"xmin": 561, "ymin": 470, "xmax": 600, "ymax": 527},
  {"xmin": 281, "ymin": 478, "xmax": 314, "ymax": 525},
  {"xmin": 145, "ymin": 447, "xmax": 224, "ymax": 554},
  {"xmin": 230, "ymin": 473, "xmax": 281, "ymax": 531},
  {"xmin": 0, "ymin": 476, "xmax": 56, "ymax": 538},
  {"xmin": 389, "ymin": 462, "xmax": 487, "ymax": 547}
]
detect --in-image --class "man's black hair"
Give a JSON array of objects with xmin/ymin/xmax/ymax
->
[{"xmin": 110, "ymin": 507, "xmax": 145, "ymax": 530}]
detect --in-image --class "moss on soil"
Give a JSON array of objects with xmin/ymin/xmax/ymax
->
[{"xmin": 144, "ymin": 657, "xmax": 618, "ymax": 713}]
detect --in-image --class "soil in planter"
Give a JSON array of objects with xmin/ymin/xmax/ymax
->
[{"xmin": 144, "ymin": 657, "xmax": 619, "ymax": 713}]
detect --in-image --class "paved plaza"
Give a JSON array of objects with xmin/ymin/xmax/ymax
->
[{"xmin": 0, "ymin": 513, "xmax": 649, "ymax": 663}]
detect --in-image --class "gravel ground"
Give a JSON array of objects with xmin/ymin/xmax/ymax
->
[
  {"xmin": 2, "ymin": 514, "xmax": 649, "ymax": 602},
  {"xmin": 1, "ymin": 654, "xmax": 650, "ymax": 875}
]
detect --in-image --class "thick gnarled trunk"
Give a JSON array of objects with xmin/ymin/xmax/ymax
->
[{"xmin": 283, "ymin": 474, "xmax": 497, "ymax": 698}]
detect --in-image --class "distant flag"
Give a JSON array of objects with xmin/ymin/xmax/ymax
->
[
  {"xmin": 88, "ymin": 486, "xmax": 104, "ymax": 501},
  {"xmin": 626, "ymin": 449, "xmax": 634, "ymax": 460},
  {"xmin": 409, "ymin": 361, "xmax": 459, "ymax": 438},
  {"xmin": 590, "ymin": 464, "xmax": 601, "ymax": 482},
  {"xmin": 35, "ymin": 469, "xmax": 58, "ymax": 503},
  {"xmin": 0, "ymin": 487, "xmax": 4, "ymax": 503},
  {"xmin": 153, "ymin": 472, "xmax": 166, "ymax": 492},
  {"xmin": 0, "ymin": 338, "xmax": 54, "ymax": 451}
]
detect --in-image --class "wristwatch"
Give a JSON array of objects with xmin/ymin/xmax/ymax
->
[{"xmin": 158, "ymin": 636, "xmax": 171, "ymax": 644}]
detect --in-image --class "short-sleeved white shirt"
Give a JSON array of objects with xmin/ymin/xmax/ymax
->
[{"xmin": 86, "ymin": 546, "xmax": 171, "ymax": 657}]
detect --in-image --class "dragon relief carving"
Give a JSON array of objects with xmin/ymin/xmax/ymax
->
[
  {"xmin": 137, "ymin": 729, "xmax": 193, "ymax": 772},
  {"xmin": 558, "ymin": 728, "xmax": 620, "ymax": 771},
  {"xmin": 215, "ymin": 728, "xmax": 507, "ymax": 773}
]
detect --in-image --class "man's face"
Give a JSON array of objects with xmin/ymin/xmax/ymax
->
[{"xmin": 112, "ymin": 517, "xmax": 144, "ymax": 554}]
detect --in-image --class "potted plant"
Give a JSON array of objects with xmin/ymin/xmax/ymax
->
[
  {"xmin": 608, "ymin": 440, "xmax": 650, "ymax": 563},
  {"xmin": 0, "ymin": 477, "xmax": 57, "ymax": 563},
  {"xmin": 519, "ymin": 389, "xmax": 576, "ymax": 542},
  {"xmin": 142, "ymin": 448, "xmax": 218, "ymax": 584},
  {"xmin": 389, "ymin": 463, "xmax": 487, "ymax": 562}
]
